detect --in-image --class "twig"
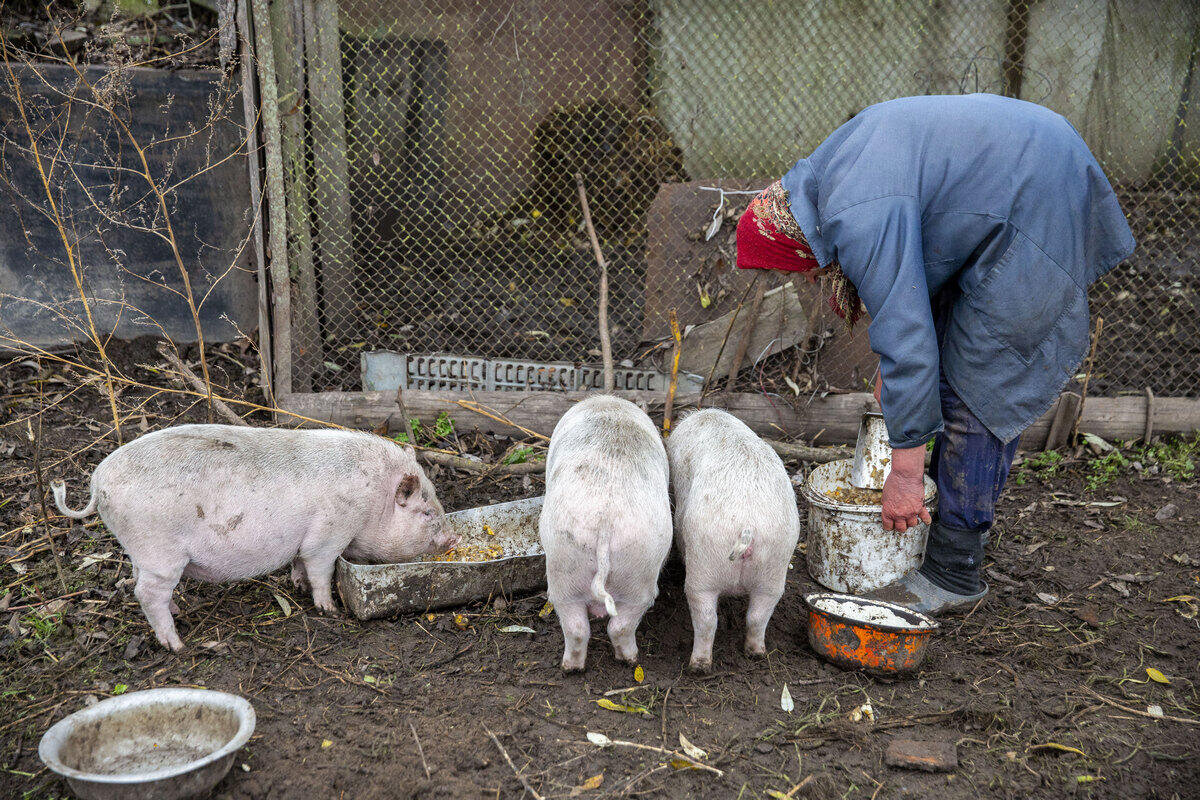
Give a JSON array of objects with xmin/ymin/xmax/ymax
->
[
  {"xmin": 576, "ymin": 173, "xmax": 614, "ymax": 392},
  {"xmin": 454, "ymin": 399, "xmax": 549, "ymax": 441},
  {"xmin": 588, "ymin": 735, "xmax": 725, "ymax": 777},
  {"xmin": 419, "ymin": 451, "xmax": 544, "ymax": 475},
  {"xmin": 726, "ymin": 275, "xmax": 765, "ymax": 390},
  {"xmin": 660, "ymin": 685, "xmax": 671, "ymax": 745},
  {"xmin": 410, "ymin": 721, "xmax": 431, "ymax": 778},
  {"xmin": 1079, "ymin": 686, "xmax": 1200, "ymax": 725},
  {"xmin": 1070, "ymin": 315, "xmax": 1103, "ymax": 443},
  {"xmin": 30, "ymin": 365, "xmax": 68, "ymax": 592},
  {"xmin": 157, "ymin": 343, "xmax": 249, "ymax": 426},
  {"xmin": 784, "ymin": 775, "xmax": 815, "ymax": 798},
  {"xmin": 663, "ymin": 310, "xmax": 682, "ymax": 435},
  {"xmin": 484, "ymin": 724, "xmax": 545, "ymax": 800}
]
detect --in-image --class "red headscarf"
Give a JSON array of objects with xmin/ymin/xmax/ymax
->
[{"xmin": 735, "ymin": 181, "xmax": 863, "ymax": 326}]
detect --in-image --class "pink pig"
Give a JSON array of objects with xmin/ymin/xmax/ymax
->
[{"xmin": 52, "ymin": 424, "xmax": 456, "ymax": 651}]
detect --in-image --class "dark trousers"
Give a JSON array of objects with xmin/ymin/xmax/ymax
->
[{"xmin": 929, "ymin": 371, "xmax": 1021, "ymax": 532}]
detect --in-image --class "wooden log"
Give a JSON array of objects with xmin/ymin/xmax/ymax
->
[
  {"xmin": 304, "ymin": 0, "xmax": 354, "ymax": 343},
  {"xmin": 278, "ymin": 389, "xmax": 1200, "ymax": 449},
  {"xmin": 678, "ymin": 281, "xmax": 807, "ymax": 379},
  {"xmin": 274, "ymin": 0, "xmax": 321, "ymax": 391},
  {"xmin": 250, "ymin": 0, "xmax": 292, "ymax": 395}
]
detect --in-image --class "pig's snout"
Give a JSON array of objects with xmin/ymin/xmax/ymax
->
[{"xmin": 435, "ymin": 526, "xmax": 460, "ymax": 552}]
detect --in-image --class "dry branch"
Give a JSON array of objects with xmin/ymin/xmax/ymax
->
[
  {"xmin": 576, "ymin": 173, "xmax": 614, "ymax": 392},
  {"xmin": 484, "ymin": 724, "xmax": 545, "ymax": 800},
  {"xmin": 158, "ymin": 343, "xmax": 249, "ymax": 426}
]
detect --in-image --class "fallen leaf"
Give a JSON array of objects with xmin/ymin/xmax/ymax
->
[
  {"xmin": 705, "ymin": 213, "xmax": 723, "ymax": 241},
  {"xmin": 1037, "ymin": 592, "xmax": 1060, "ymax": 605},
  {"xmin": 1024, "ymin": 541, "xmax": 1048, "ymax": 556},
  {"xmin": 767, "ymin": 791, "xmax": 790, "ymax": 799},
  {"xmin": 112, "ymin": 684, "xmax": 128, "ymax": 695},
  {"xmin": 1146, "ymin": 667, "xmax": 1171, "ymax": 685},
  {"xmin": 1164, "ymin": 595, "xmax": 1198, "ymax": 602},
  {"xmin": 784, "ymin": 376, "xmax": 801, "ymax": 396},
  {"xmin": 849, "ymin": 702, "xmax": 874, "ymax": 723},
  {"xmin": 679, "ymin": 733, "xmax": 707, "ymax": 760},
  {"xmin": 634, "ymin": 665, "xmax": 645, "ymax": 683},
  {"xmin": 1028, "ymin": 742, "xmax": 1086, "ymax": 758},
  {"xmin": 538, "ymin": 601, "xmax": 555, "ymax": 619},
  {"xmin": 586, "ymin": 732, "xmax": 612, "ymax": 747},
  {"xmin": 498, "ymin": 625, "xmax": 536, "ymax": 634},
  {"xmin": 1147, "ymin": 705, "xmax": 1165, "ymax": 718},
  {"xmin": 453, "ymin": 613, "xmax": 469, "ymax": 630},
  {"xmin": 1076, "ymin": 775, "xmax": 1105, "ymax": 784},
  {"xmin": 363, "ymin": 675, "xmax": 377, "ymax": 684},
  {"xmin": 780, "ymin": 684, "xmax": 794, "ymax": 713},
  {"xmin": 569, "ymin": 773, "xmax": 604, "ymax": 796},
  {"xmin": 321, "ymin": 739, "xmax": 333, "ymax": 749},
  {"xmin": 596, "ymin": 698, "xmax": 650, "ymax": 715},
  {"xmin": 273, "ymin": 593, "xmax": 292, "ymax": 618},
  {"xmin": 426, "ymin": 613, "xmax": 437, "ymax": 622},
  {"xmin": 669, "ymin": 758, "xmax": 703, "ymax": 771},
  {"xmin": 1108, "ymin": 580, "xmax": 1130, "ymax": 597}
]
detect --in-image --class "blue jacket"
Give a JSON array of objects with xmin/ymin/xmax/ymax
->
[{"xmin": 781, "ymin": 94, "xmax": 1135, "ymax": 447}]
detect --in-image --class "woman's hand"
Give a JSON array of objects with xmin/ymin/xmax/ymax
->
[{"xmin": 881, "ymin": 445, "xmax": 931, "ymax": 532}]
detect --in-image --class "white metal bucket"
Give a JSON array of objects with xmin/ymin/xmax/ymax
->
[{"xmin": 801, "ymin": 459, "xmax": 937, "ymax": 594}]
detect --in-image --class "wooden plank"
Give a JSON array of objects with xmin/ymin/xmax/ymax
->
[
  {"xmin": 678, "ymin": 281, "xmax": 808, "ymax": 379},
  {"xmin": 250, "ymin": 0, "xmax": 292, "ymax": 395},
  {"xmin": 278, "ymin": 389, "xmax": 1200, "ymax": 449},
  {"xmin": 273, "ymin": 0, "xmax": 321, "ymax": 391},
  {"xmin": 305, "ymin": 0, "xmax": 354, "ymax": 342}
]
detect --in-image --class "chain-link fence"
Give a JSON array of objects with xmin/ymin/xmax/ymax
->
[{"xmin": 261, "ymin": 0, "xmax": 1200, "ymax": 400}]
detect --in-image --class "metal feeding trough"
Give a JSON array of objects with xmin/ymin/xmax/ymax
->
[{"xmin": 336, "ymin": 496, "xmax": 545, "ymax": 620}]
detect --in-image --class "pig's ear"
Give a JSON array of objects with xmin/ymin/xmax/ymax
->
[{"xmin": 395, "ymin": 474, "xmax": 420, "ymax": 506}]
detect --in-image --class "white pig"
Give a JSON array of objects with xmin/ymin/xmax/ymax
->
[
  {"xmin": 52, "ymin": 424, "xmax": 455, "ymax": 651},
  {"xmin": 540, "ymin": 396, "xmax": 672, "ymax": 671},
  {"xmin": 666, "ymin": 409, "xmax": 800, "ymax": 672}
]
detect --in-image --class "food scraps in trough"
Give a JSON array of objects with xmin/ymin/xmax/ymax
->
[
  {"xmin": 811, "ymin": 597, "xmax": 934, "ymax": 629},
  {"xmin": 821, "ymin": 485, "xmax": 884, "ymax": 505}
]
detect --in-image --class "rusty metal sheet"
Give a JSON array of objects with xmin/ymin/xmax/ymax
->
[{"xmin": 336, "ymin": 496, "xmax": 544, "ymax": 620}]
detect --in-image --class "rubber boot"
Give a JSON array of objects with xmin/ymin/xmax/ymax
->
[
  {"xmin": 919, "ymin": 521, "xmax": 984, "ymax": 595},
  {"xmin": 862, "ymin": 522, "xmax": 988, "ymax": 616}
]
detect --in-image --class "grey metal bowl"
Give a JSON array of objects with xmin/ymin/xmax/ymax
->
[{"xmin": 38, "ymin": 687, "xmax": 255, "ymax": 800}]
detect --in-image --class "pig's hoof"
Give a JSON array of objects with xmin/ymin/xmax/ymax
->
[
  {"xmin": 159, "ymin": 634, "xmax": 184, "ymax": 652},
  {"xmin": 315, "ymin": 604, "xmax": 342, "ymax": 617},
  {"xmin": 687, "ymin": 658, "xmax": 712, "ymax": 674},
  {"xmin": 744, "ymin": 644, "xmax": 767, "ymax": 658},
  {"xmin": 561, "ymin": 662, "xmax": 586, "ymax": 674},
  {"xmin": 169, "ymin": 600, "xmax": 181, "ymax": 616}
]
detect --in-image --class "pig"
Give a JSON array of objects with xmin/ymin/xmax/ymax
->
[
  {"xmin": 540, "ymin": 395, "xmax": 672, "ymax": 671},
  {"xmin": 51, "ymin": 424, "xmax": 456, "ymax": 651},
  {"xmin": 666, "ymin": 409, "xmax": 800, "ymax": 672}
]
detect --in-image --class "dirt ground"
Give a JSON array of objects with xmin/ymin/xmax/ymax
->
[{"xmin": 1, "ymin": 341, "xmax": 1198, "ymax": 800}]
